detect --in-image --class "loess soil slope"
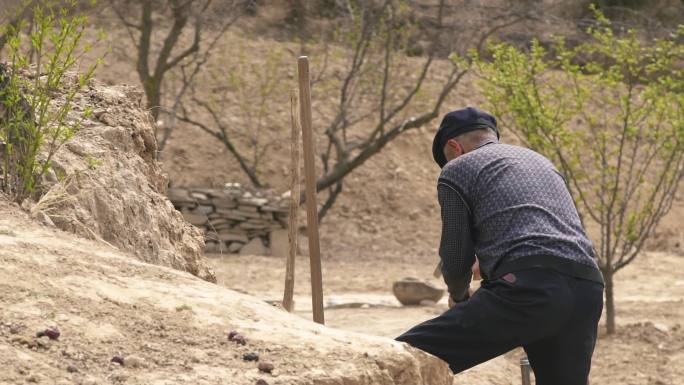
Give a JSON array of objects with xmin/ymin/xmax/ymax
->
[
  {"xmin": 26, "ymin": 75, "xmax": 215, "ymax": 282},
  {"xmin": 0, "ymin": 201, "xmax": 452, "ymax": 385}
]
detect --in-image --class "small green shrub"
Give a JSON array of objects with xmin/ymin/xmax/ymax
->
[{"xmin": 0, "ymin": 0, "xmax": 103, "ymax": 203}]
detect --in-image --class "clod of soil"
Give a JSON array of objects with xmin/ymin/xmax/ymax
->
[
  {"xmin": 257, "ymin": 362, "xmax": 274, "ymax": 374},
  {"xmin": 123, "ymin": 355, "xmax": 146, "ymax": 368},
  {"xmin": 10, "ymin": 335, "xmax": 33, "ymax": 347},
  {"xmin": 36, "ymin": 327, "xmax": 60, "ymax": 340},
  {"xmin": 35, "ymin": 337, "xmax": 50, "ymax": 349},
  {"xmin": 243, "ymin": 352, "xmax": 259, "ymax": 362},
  {"xmin": 231, "ymin": 333, "xmax": 247, "ymax": 345}
]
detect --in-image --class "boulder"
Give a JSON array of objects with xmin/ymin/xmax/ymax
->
[
  {"xmin": 240, "ymin": 237, "xmax": 269, "ymax": 256},
  {"xmin": 392, "ymin": 277, "xmax": 445, "ymax": 306}
]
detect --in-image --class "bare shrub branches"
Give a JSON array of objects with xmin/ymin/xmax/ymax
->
[{"xmin": 111, "ymin": 0, "xmax": 244, "ymax": 128}]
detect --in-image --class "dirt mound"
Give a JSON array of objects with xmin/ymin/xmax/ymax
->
[
  {"xmin": 0, "ymin": 203, "xmax": 452, "ymax": 385},
  {"xmin": 30, "ymin": 77, "xmax": 214, "ymax": 282}
]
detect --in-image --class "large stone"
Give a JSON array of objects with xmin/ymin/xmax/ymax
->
[
  {"xmin": 235, "ymin": 210, "xmax": 262, "ymax": 219},
  {"xmin": 240, "ymin": 237, "xmax": 269, "ymax": 256},
  {"xmin": 212, "ymin": 223, "xmax": 235, "ymax": 231},
  {"xmin": 168, "ymin": 188, "xmax": 193, "ymax": 203},
  {"xmin": 218, "ymin": 232, "xmax": 249, "ymax": 243},
  {"xmin": 208, "ymin": 218, "xmax": 231, "ymax": 228},
  {"xmin": 190, "ymin": 191, "xmax": 209, "ymax": 201},
  {"xmin": 192, "ymin": 188, "xmax": 221, "ymax": 198},
  {"xmin": 240, "ymin": 222, "xmax": 269, "ymax": 230},
  {"xmin": 269, "ymin": 229, "xmax": 289, "ymax": 258},
  {"xmin": 238, "ymin": 197, "xmax": 269, "ymax": 207},
  {"xmin": 228, "ymin": 241, "xmax": 244, "ymax": 253},
  {"xmin": 236, "ymin": 205, "xmax": 259, "ymax": 213},
  {"xmin": 182, "ymin": 213, "xmax": 208, "ymax": 226},
  {"xmin": 392, "ymin": 278, "xmax": 445, "ymax": 306},
  {"xmin": 192, "ymin": 205, "xmax": 214, "ymax": 215},
  {"xmin": 220, "ymin": 212, "xmax": 248, "ymax": 221},
  {"xmin": 214, "ymin": 197, "xmax": 237, "ymax": 209},
  {"xmin": 204, "ymin": 241, "xmax": 222, "ymax": 254},
  {"xmin": 261, "ymin": 204, "xmax": 288, "ymax": 213}
]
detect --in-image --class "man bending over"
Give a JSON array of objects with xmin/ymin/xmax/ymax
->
[{"xmin": 396, "ymin": 107, "xmax": 604, "ymax": 385}]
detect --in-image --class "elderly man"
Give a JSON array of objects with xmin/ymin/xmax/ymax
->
[{"xmin": 396, "ymin": 107, "xmax": 604, "ymax": 385}]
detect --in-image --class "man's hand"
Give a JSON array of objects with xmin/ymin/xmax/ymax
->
[
  {"xmin": 472, "ymin": 259, "xmax": 481, "ymax": 280},
  {"xmin": 469, "ymin": 259, "xmax": 481, "ymax": 297},
  {"xmin": 448, "ymin": 259, "xmax": 482, "ymax": 308}
]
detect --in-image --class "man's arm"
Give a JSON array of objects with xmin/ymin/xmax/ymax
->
[{"xmin": 438, "ymin": 182, "xmax": 476, "ymax": 302}]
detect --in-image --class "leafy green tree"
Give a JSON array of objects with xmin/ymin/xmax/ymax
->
[
  {"xmin": 476, "ymin": 8, "xmax": 684, "ymax": 334},
  {"xmin": 0, "ymin": 1, "xmax": 102, "ymax": 202}
]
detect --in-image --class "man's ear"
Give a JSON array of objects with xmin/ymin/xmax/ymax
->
[{"xmin": 446, "ymin": 139, "xmax": 462, "ymax": 155}]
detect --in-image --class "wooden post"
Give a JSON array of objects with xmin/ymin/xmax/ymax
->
[
  {"xmin": 283, "ymin": 89, "xmax": 300, "ymax": 313},
  {"xmin": 297, "ymin": 56, "xmax": 324, "ymax": 325}
]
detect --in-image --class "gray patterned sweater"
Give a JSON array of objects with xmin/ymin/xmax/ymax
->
[{"xmin": 438, "ymin": 141, "xmax": 603, "ymax": 301}]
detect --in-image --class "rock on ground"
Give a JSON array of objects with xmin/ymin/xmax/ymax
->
[
  {"xmin": 32, "ymin": 76, "xmax": 214, "ymax": 282},
  {"xmin": 393, "ymin": 278, "xmax": 445, "ymax": 306},
  {"xmin": 0, "ymin": 203, "xmax": 452, "ymax": 385}
]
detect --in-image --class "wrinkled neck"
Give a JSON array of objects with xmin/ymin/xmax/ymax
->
[{"xmin": 463, "ymin": 138, "xmax": 497, "ymax": 154}]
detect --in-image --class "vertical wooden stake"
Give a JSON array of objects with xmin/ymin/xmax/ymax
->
[
  {"xmin": 283, "ymin": 89, "xmax": 300, "ymax": 313},
  {"xmin": 298, "ymin": 56, "xmax": 325, "ymax": 325}
]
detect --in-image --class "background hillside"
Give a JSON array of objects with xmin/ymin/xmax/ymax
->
[{"xmin": 78, "ymin": 0, "xmax": 684, "ymax": 260}]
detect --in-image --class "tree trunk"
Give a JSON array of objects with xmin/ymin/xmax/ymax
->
[
  {"xmin": 603, "ymin": 267, "xmax": 616, "ymax": 335},
  {"xmin": 144, "ymin": 78, "xmax": 162, "ymax": 122}
]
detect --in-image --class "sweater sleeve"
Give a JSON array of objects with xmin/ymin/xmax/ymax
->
[{"xmin": 437, "ymin": 182, "xmax": 475, "ymax": 301}]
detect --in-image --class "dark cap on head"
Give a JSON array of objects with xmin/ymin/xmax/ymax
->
[{"xmin": 432, "ymin": 107, "xmax": 499, "ymax": 168}]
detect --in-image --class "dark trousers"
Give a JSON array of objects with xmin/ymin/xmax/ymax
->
[{"xmin": 396, "ymin": 268, "xmax": 604, "ymax": 385}]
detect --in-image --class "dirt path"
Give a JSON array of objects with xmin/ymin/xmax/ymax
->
[{"xmin": 209, "ymin": 252, "xmax": 684, "ymax": 385}]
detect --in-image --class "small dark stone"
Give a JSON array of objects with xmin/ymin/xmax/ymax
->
[
  {"xmin": 243, "ymin": 352, "xmax": 259, "ymax": 362},
  {"xmin": 232, "ymin": 334, "xmax": 247, "ymax": 345},
  {"xmin": 228, "ymin": 330, "xmax": 239, "ymax": 340},
  {"xmin": 67, "ymin": 365, "xmax": 79, "ymax": 373},
  {"xmin": 256, "ymin": 379, "xmax": 269, "ymax": 385},
  {"xmin": 45, "ymin": 328, "xmax": 60, "ymax": 340},
  {"xmin": 257, "ymin": 362, "xmax": 274, "ymax": 373},
  {"xmin": 111, "ymin": 356, "xmax": 125, "ymax": 365},
  {"xmin": 37, "ymin": 328, "xmax": 60, "ymax": 340}
]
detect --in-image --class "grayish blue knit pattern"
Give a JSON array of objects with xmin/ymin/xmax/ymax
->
[{"xmin": 439, "ymin": 143, "xmax": 599, "ymax": 280}]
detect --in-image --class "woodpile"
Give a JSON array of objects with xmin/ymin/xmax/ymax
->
[{"xmin": 168, "ymin": 183, "xmax": 289, "ymax": 254}]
